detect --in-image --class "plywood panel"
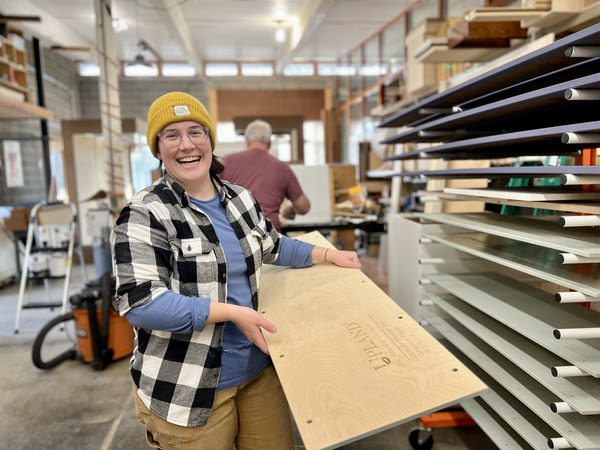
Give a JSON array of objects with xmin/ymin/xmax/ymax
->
[{"xmin": 259, "ymin": 232, "xmax": 487, "ymax": 450}]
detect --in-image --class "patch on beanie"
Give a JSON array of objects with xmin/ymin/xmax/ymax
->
[{"xmin": 173, "ymin": 105, "xmax": 190, "ymax": 116}]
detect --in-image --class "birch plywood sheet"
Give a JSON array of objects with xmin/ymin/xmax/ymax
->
[{"xmin": 259, "ymin": 232, "xmax": 487, "ymax": 450}]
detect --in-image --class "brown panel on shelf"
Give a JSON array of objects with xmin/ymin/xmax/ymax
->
[
  {"xmin": 448, "ymin": 20, "xmax": 528, "ymax": 49},
  {"xmin": 216, "ymin": 89, "xmax": 324, "ymax": 122}
]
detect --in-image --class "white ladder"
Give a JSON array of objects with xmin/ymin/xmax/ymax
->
[{"xmin": 14, "ymin": 202, "xmax": 84, "ymax": 333}]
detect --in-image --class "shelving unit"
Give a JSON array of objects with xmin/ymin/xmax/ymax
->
[{"xmin": 377, "ymin": 22, "xmax": 600, "ymax": 449}]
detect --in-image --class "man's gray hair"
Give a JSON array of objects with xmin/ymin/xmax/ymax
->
[{"xmin": 244, "ymin": 119, "xmax": 272, "ymax": 144}]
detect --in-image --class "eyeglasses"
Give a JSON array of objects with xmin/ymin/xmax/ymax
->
[{"xmin": 157, "ymin": 126, "xmax": 210, "ymax": 149}]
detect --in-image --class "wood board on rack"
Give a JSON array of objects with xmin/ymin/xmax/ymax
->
[{"xmin": 259, "ymin": 231, "xmax": 487, "ymax": 450}]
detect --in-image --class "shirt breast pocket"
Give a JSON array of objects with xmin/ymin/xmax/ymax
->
[{"xmin": 172, "ymin": 238, "xmax": 217, "ymax": 295}]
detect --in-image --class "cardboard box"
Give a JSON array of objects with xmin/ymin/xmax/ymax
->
[{"xmin": 2, "ymin": 207, "xmax": 31, "ymax": 231}]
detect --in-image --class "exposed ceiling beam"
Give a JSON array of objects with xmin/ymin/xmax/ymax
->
[
  {"xmin": 159, "ymin": 0, "xmax": 203, "ymax": 75},
  {"xmin": 275, "ymin": 0, "xmax": 334, "ymax": 74},
  {"xmin": 0, "ymin": 0, "xmax": 93, "ymax": 54}
]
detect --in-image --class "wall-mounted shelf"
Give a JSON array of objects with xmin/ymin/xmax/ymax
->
[{"xmin": 0, "ymin": 95, "xmax": 54, "ymax": 120}]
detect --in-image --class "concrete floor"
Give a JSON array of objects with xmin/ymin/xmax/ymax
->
[{"xmin": 0, "ymin": 259, "xmax": 497, "ymax": 450}]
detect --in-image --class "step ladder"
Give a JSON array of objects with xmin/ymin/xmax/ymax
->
[{"xmin": 14, "ymin": 202, "xmax": 84, "ymax": 333}]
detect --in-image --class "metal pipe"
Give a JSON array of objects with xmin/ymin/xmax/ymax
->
[
  {"xmin": 555, "ymin": 291, "xmax": 596, "ymax": 303},
  {"xmin": 564, "ymin": 45, "xmax": 600, "ymax": 58},
  {"xmin": 553, "ymin": 327, "xmax": 600, "ymax": 339},
  {"xmin": 547, "ymin": 437, "xmax": 573, "ymax": 449},
  {"xmin": 558, "ymin": 215, "xmax": 600, "ymax": 227},
  {"xmin": 419, "ymin": 258, "xmax": 446, "ymax": 264},
  {"xmin": 550, "ymin": 402, "xmax": 575, "ymax": 414},
  {"xmin": 561, "ymin": 132, "xmax": 600, "ymax": 144},
  {"xmin": 564, "ymin": 88, "xmax": 600, "ymax": 100},
  {"xmin": 557, "ymin": 253, "xmax": 600, "ymax": 264},
  {"xmin": 560, "ymin": 174, "xmax": 600, "ymax": 185},
  {"xmin": 551, "ymin": 366, "xmax": 590, "ymax": 377}
]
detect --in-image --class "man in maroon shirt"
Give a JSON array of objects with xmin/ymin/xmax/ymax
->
[{"xmin": 220, "ymin": 119, "xmax": 310, "ymax": 232}]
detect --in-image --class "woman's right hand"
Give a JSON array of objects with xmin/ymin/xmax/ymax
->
[
  {"xmin": 208, "ymin": 303, "xmax": 277, "ymax": 355},
  {"xmin": 230, "ymin": 306, "xmax": 277, "ymax": 355}
]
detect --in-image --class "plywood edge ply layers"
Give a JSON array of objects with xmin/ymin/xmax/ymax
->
[{"xmin": 259, "ymin": 232, "xmax": 487, "ymax": 450}]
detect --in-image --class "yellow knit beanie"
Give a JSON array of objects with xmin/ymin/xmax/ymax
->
[{"xmin": 146, "ymin": 92, "xmax": 216, "ymax": 158}]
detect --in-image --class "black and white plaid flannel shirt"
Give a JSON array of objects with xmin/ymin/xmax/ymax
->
[{"xmin": 111, "ymin": 172, "xmax": 281, "ymax": 427}]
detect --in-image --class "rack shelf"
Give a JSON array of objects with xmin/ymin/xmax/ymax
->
[
  {"xmin": 382, "ymin": 23, "xmax": 600, "ymax": 447},
  {"xmin": 370, "ymin": 165, "xmax": 600, "ymax": 180},
  {"xmin": 423, "ymin": 231, "xmax": 600, "ymax": 297},
  {"xmin": 382, "ymin": 72, "xmax": 600, "ymax": 145},
  {"xmin": 429, "ymin": 293, "xmax": 600, "ymax": 414},
  {"xmin": 379, "ymin": 22, "xmax": 600, "ymax": 128},
  {"xmin": 441, "ymin": 340, "xmax": 557, "ymax": 448},
  {"xmin": 420, "ymin": 190, "xmax": 600, "ymax": 215},
  {"xmin": 385, "ymin": 121, "xmax": 600, "ymax": 161},
  {"xmin": 460, "ymin": 397, "xmax": 532, "ymax": 449},
  {"xmin": 419, "ymin": 212, "xmax": 600, "ymax": 257},
  {"xmin": 423, "ymin": 310, "xmax": 600, "ymax": 449},
  {"xmin": 425, "ymin": 272, "xmax": 600, "ymax": 376}
]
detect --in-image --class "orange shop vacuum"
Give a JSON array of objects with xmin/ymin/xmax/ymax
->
[
  {"xmin": 32, "ymin": 273, "xmax": 134, "ymax": 371},
  {"xmin": 71, "ymin": 274, "xmax": 134, "ymax": 370}
]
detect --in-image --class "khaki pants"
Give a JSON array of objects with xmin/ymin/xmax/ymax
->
[{"xmin": 134, "ymin": 365, "xmax": 294, "ymax": 450}]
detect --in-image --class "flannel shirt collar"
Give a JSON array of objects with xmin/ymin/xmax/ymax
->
[{"xmin": 163, "ymin": 171, "xmax": 232, "ymax": 208}]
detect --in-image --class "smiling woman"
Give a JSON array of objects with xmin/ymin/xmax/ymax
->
[{"xmin": 110, "ymin": 92, "xmax": 362, "ymax": 449}]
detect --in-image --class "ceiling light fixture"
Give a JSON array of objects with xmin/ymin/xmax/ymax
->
[
  {"xmin": 124, "ymin": 2, "xmax": 156, "ymax": 76},
  {"xmin": 275, "ymin": 20, "xmax": 286, "ymax": 43}
]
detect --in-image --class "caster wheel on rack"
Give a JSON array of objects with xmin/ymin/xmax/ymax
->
[{"xmin": 409, "ymin": 427, "xmax": 434, "ymax": 450}]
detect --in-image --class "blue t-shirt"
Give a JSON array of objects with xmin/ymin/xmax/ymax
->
[{"xmin": 125, "ymin": 190, "xmax": 314, "ymax": 390}]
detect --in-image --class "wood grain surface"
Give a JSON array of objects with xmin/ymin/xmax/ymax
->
[{"xmin": 259, "ymin": 232, "xmax": 487, "ymax": 449}]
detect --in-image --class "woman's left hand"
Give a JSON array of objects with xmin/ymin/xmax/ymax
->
[{"xmin": 324, "ymin": 249, "xmax": 361, "ymax": 269}]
